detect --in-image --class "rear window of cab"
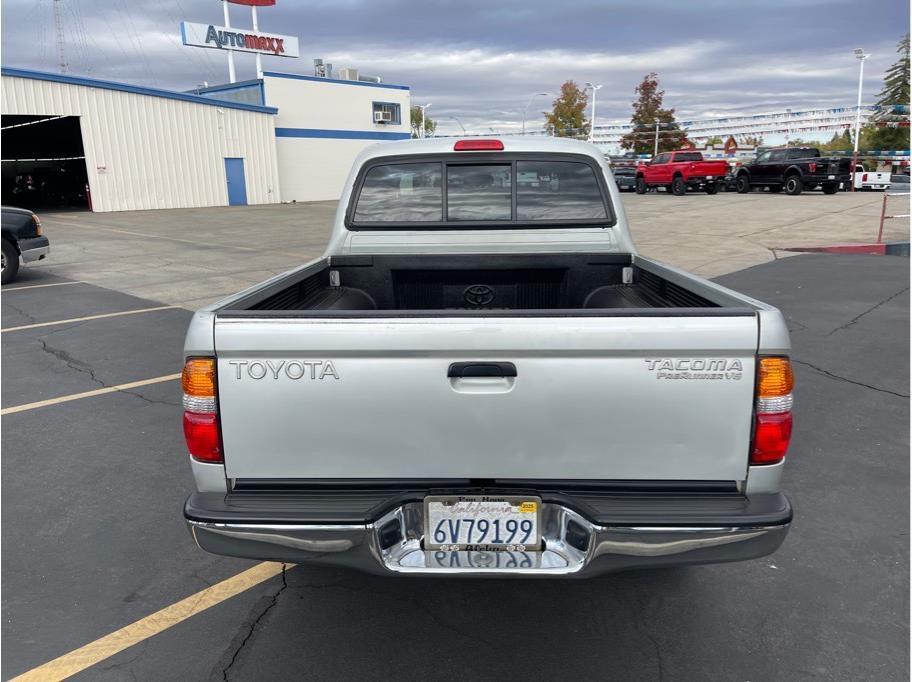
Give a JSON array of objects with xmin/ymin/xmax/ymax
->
[{"xmin": 350, "ymin": 156, "xmax": 612, "ymax": 227}]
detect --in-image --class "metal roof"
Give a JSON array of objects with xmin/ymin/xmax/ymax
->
[{"xmin": 1, "ymin": 67, "xmax": 279, "ymax": 115}]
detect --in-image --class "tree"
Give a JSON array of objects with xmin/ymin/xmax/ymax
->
[
  {"xmin": 410, "ymin": 106, "xmax": 437, "ymax": 138},
  {"xmin": 705, "ymin": 135, "xmax": 723, "ymax": 146},
  {"xmin": 739, "ymin": 133, "xmax": 764, "ymax": 148},
  {"xmin": 620, "ymin": 73, "xmax": 687, "ymax": 154},
  {"xmin": 545, "ymin": 81, "xmax": 589, "ymax": 138},
  {"xmin": 861, "ymin": 34, "xmax": 910, "ymax": 151},
  {"xmin": 875, "ymin": 33, "xmax": 910, "ymax": 115}
]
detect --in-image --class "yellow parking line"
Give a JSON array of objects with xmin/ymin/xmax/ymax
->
[
  {"xmin": 11, "ymin": 562, "xmax": 291, "ymax": 682},
  {"xmin": 3, "ymin": 281, "xmax": 85, "ymax": 291},
  {"xmin": 1, "ymin": 306, "xmax": 177, "ymax": 333},
  {"xmin": 1, "ymin": 373, "xmax": 182, "ymax": 415}
]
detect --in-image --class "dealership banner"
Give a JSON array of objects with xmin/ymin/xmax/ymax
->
[{"xmin": 180, "ymin": 21, "xmax": 299, "ymax": 58}]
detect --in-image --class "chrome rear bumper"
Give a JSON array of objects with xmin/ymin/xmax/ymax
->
[{"xmin": 187, "ymin": 499, "xmax": 789, "ymax": 577}]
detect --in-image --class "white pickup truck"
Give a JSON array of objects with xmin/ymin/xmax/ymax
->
[
  {"xmin": 853, "ymin": 164, "xmax": 892, "ymax": 191},
  {"xmin": 181, "ymin": 137, "xmax": 794, "ymax": 577}
]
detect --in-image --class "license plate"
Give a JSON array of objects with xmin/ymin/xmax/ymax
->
[
  {"xmin": 828, "ymin": 175, "xmax": 836, "ymax": 179},
  {"xmin": 424, "ymin": 495, "xmax": 541, "ymax": 551}
]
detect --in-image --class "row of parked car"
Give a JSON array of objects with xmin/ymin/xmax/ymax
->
[{"xmin": 613, "ymin": 147, "xmax": 907, "ymax": 196}]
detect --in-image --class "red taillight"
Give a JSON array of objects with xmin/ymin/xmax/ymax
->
[
  {"xmin": 454, "ymin": 139, "xmax": 504, "ymax": 151},
  {"xmin": 751, "ymin": 412, "xmax": 793, "ymax": 465},
  {"xmin": 808, "ymin": 162, "xmax": 816, "ymax": 173},
  {"xmin": 183, "ymin": 412, "xmax": 223, "ymax": 463},
  {"xmin": 862, "ymin": 173, "xmax": 868, "ymax": 182},
  {"xmin": 751, "ymin": 357, "xmax": 794, "ymax": 466},
  {"xmin": 182, "ymin": 358, "xmax": 222, "ymax": 463}
]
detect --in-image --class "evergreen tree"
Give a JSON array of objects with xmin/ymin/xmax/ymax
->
[
  {"xmin": 545, "ymin": 81, "xmax": 589, "ymax": 138},
  {"xmin": 864, "ymin": 34, "xmax": 910, "ymax": 150},
  {"xmin": 875, "ymin": 33, "xmax": 910, "ymax": 115}
]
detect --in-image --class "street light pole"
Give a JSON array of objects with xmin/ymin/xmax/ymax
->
[
  {"xmin": 449, "ymin": 116, "xmax": 466, "ymax": 135},
  {"xmin": 416, "ymin": 103, "xmax": 432, "ymax": 138},
  {"xmin": 222, "ymin": 0, "xmax": 236, "ymax": 84},
  {"xmin": 585, "ymin": 83, "xmax": 602, "ymax": 143},
  {"xmin": 784, "ymin": 108, "xmax": 791, "ymax": 147},
  {"xmin": 653, "ymin": 121, "xmax": 660, "ymax": 157},
  {"xmin": 522, "ymin": 92, "xmax": 549, "ymax": 136},
  {"xmin": 851, "ymin": 48, "xmax": 869, "ymax": 193}
]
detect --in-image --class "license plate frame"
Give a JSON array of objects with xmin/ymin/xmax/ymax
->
[{"xmin": 424, "ymin": 495, "xmax": 542, "ymax": 552}]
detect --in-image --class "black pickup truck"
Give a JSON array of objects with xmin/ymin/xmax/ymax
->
[
  {"xmin": 2, "ymin": 206, "xmax": 50, "ymax": 284},
  {"xmin": 735, "ymin": 147, "xmax": 853, "ymax": 195}
]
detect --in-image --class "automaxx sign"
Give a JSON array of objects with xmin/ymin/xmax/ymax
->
[{"xmin": 180, "ymin": 21, "xmax": 300, "ymax": 58}]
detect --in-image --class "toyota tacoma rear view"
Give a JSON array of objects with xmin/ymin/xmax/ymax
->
[{"xmin": 181, "ymin": 137, "xmax": 794, "ymax": 577}]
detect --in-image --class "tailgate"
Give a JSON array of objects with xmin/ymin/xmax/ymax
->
[{"xmin": 215, "ymin": 315, "xmax": 758, "ymax": 481}]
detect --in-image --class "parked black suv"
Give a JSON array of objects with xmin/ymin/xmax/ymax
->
[{"xmin": 735, "ymin": 147, "xmax": 852, "ymax": 195}]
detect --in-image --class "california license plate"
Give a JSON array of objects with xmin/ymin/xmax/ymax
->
[{"xmin": 424, "ymin": 495, "xmax": 541, "ymax": 551}]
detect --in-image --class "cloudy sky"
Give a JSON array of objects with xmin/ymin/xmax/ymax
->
[{"xmin": 2, "ymin": 0, "xmax": 908, "ymax": 138}]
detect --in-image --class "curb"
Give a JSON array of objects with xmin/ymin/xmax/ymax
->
[{"xmin": 779, "ymin": 242, "xmax": 910, "ymax": 256}]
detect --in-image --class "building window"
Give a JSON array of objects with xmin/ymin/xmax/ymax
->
[{"xmin": 372, "ymin": 102, "xmax": 401, "ymax": 125}]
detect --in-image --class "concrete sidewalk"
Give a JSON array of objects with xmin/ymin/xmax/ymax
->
[{"xmin": 28, "ymin": 190, "xmax": 910, "ymax": 309}]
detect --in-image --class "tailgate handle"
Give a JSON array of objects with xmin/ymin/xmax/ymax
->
[{"xmin": 448, "ymin": 362, "xmax": 517, "ymax": 378}]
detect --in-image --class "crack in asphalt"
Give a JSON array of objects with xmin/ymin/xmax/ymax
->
[
  {"xmin": 35, "ymin": 338, "xmax": 180, "ymax": 407},
  {"xmin": 118, "ymin": 387, "xmax": 181, "ymax": 408},
  {"xmin": 37, "ymin": 338, "xmax": 107, "ymax": 388},
  {"xmin": 3, "ymin": 299, "xmax": 39, "ymax": 324},
  {"xmin": 221, "ymin": 564, "xmax": 288, "ymax": 681},
  {"xmin": 792, "ymin": 359, "xmax": 909, "ymax": 399},
  {"xmin": 827, "ymin": 286, "xmax": 910, "ymax": 335}
]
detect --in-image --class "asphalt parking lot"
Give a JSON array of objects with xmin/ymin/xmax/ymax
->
[{"xmin": 2, "ymin": 195, "xmax": 909, "ymax": 680}]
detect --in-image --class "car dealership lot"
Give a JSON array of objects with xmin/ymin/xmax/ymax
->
[
  {"xmin": 27, "ymin": 190, "xmax": 910, "ymax": 308},
  {"xmin": 2, "ymin": 195, "xmax": 909, "ymax": 679}
]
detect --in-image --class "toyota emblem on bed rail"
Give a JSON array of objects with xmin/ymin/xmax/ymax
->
[{"xmin": 464, "ymin": 285, "xmax": 495, "ymax": 306}]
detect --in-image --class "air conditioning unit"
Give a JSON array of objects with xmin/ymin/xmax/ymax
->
[
  {"xmin": 338, "ymin": 68, "xmax": 359, "ymax": 81},
  {"xmin": 374, "ymin": 110, "xmax": 392, "ymax": 124}
]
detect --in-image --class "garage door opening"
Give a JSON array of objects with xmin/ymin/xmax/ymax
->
[{"xmin": 1, "ymin": 115, "xmax": 90, "ymax": 211}]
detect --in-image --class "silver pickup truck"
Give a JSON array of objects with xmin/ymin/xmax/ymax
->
[{"xmin": 181, "ymin": 137, "xmax": 794, "ymax": 577}]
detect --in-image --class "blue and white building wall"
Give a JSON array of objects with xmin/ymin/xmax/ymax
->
[{"xmin": 262, "ymin": 72, "xmax": 410, "ymax": 202}]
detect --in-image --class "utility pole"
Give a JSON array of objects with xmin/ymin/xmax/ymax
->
[
  {"xmin": 653, "ymin": 121, "xmax": 660, "ymax": 157},
  {"xmin": 416, "ymin": 103, "xmax": 432, "ymax": 138},
  {"xmin": 522, "ymin": 92, "xmax": 549, "ymax": 136},
  {"xmin": 585, "ymin": 83, "xmax": 602, "ymax": 143},
  {"xmin": 53, "ymin": 0, "xmax": 67, "ymax": 74},
  {"xmin": 851, "ymin": 48, "xmax": 869, "ymax": 192},
  {"xmin": 222, "ymin": 0, "xmax": 236, "ymax": 83},
  {"xmin": 251, "ymin": 4, "xmax": 262, "ymax": 79}
]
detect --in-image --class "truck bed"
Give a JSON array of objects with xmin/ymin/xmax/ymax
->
[{"xmin": 218, "ymin": 253, "xmax": 742, "ymax": 316}]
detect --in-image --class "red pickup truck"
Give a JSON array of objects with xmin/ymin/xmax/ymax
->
[{"xmin": 635, "ymin": 151, "xmax": 729, "ymax": 196}]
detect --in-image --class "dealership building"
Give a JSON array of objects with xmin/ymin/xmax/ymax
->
[{"xmin": 0, "ymin": 66, "xmax": 411, "ymax": 212}]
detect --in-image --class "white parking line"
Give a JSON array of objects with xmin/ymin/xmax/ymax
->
[
  {"xmin": 3, "ymin": 280, "xmax": 85, "ymax": 292},
  {"xmin": 1, "ymin": 305, "xmax": 177, "ymax": 333},
  {"xmin": 1, "ymin": 374, "xmax": 182, "ymax": 415}
]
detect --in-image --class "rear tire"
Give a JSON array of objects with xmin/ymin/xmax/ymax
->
[
  {"xmin": 635, "ymin": 177, "xmax": 647, "ymax": 194},
  {"xmin": 736, "ymin": 175, "xmax": 751, "ymax": 193},
  {"xmin": 671, "ymin": 176, "xmax": 686, "ymax": 196},
  {"xmin": 784, "ymin": 175, "xmax": 803, "ymax": 195},
  {"xmin": 822, "ymin": 183, "xmax": 839, "ymax": 194},
  {"xmin": 1, "ymin": 239, "xmax": 19, "ymax": 285},
  {"xmin": 705, "ymin": 182, "xmax": 719, "ymax": 195}
]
